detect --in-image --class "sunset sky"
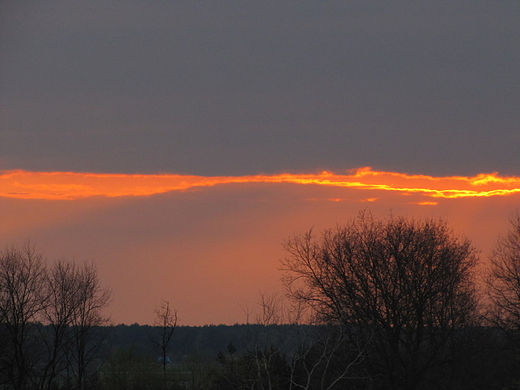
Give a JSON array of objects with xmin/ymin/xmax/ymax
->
[{"xmin": 1, "ymin": 0, "xmax": 520, "ymax": 325}]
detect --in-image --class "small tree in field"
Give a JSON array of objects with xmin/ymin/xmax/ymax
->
[
  {"xmin": 152, "ymin": 300, "xmax": 178, "ymax": 386},
  {"xmin": 281, "ymin": 212, "xmax": 479, "ymax": 390}
]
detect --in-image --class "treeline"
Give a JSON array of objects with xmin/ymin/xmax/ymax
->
[
  {"xmin": 3, "ymin": 322, "xmax": 516, "ymax": 390},
  {"xmin": 100, "ymin": 323, "xmax": 520, "ymax": 389},
  {"xmin": 3, "ymin": 211, "xmax": 520, "ymax": 389}
]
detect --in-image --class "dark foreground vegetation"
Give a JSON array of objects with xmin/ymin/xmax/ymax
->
[
  {"xmin": 1, "ymin": 322, "xmax": 520, "ymax": 390},
  {"xmin": 3, "ymin": 211, "xmax": 520, "ymax": 389}
]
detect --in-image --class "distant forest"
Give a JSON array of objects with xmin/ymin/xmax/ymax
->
[
  {"xmin": 6, "ymin": 322, "xmax": 520, "ymax": 390},
  {"xmin": 3, "ymin": 212, "xmax": 520, "ymax": 389},
  {"xmin": 105, "ymin": 323, "xmax": 306, "ymax": 362}
]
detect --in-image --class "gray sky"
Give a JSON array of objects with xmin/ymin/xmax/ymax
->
[{"xmin": 2, "ymin": 0, "xmax": 520, "ymax": 176}]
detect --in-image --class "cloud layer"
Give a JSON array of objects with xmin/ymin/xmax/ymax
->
[{"xmin": 2, "ymin": 168, "xmax": 520, "ymax": 201}]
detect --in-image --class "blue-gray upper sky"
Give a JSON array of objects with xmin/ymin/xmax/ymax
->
[{"xmin": 2, "ymin": 0, "xmax": 519, "ymax": 176}]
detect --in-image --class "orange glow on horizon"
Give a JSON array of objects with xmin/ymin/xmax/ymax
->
[{"xmin": 2, "ymin": 168, "xmax": 520, "ymax": 201}]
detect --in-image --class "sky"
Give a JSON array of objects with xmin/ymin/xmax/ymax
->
[{"xmin": 1, "ymin": 0, "xmax": 520, "ymax": 325}]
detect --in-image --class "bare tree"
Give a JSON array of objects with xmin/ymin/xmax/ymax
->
[
  {"xmin": 152, "ymin": 299, "xmax": 178, "ymax": 387},
  {"xmin": 288, "ymin": 324, "xmax": 369, "ymax": 390},
  {"xmin": 486, "ymin": 212, "xmax": 520, "ymax": 336},
  {"xmin": 255, "ymin": 292, "xmax": 293, "ymax": 326},
  {"xmin": 218, "ymin": 293, "xmax": 300, "ymax": 390},
  {"xmin": 66, "ymin": 262, "xmax": 111, "ymax": 390},
  {"xmin": 36, "ymin": 261, "xmax": 77, "ymax": 390},
  {"xmin": 281, "ymin": 212, "xmax": 479, "ymax": 390},
  {"xmin": 0, "ymin": 244, "xmax": 111, "ymax": 390},
  {"xmin": 250, "ymin": 292, "xmax": 290, "ymax": 390},
  {"xmin": 0, "ymin": 243, "xmax": 47, "ymax": 390},
  {"xmin": 252, "ymin": 294, "xmax": 369, "ymax": 390},
  {"xmin": 39, "ymin": 260, "xmax": 110, "ymax": 390}
]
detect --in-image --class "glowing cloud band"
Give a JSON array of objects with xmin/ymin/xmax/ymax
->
[{"xmin": 1, "ymin": 168, "xmax": 520, "ymax": 201}]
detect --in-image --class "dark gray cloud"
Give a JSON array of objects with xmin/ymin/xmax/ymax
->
[{"xmin": 2, "ymin": 0, "xmax": 519, "ymax": 175}]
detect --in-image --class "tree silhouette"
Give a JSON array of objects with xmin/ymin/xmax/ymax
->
[
  {"xmin": 152, "ymin": 300, "xmax": 177, "ymax": 388},
  {"xmin": 0, "ymin": 244, "xmax": 110, "ymax": 390},
  {"xmin": 0, "ymin": 243, "xmax": 47, "ymax": 390},
  {"xmin": 281, "ymin": 212, "xmax": 479, "ymax": 390},
  {"xmin": 64, "ymin": 262, "xmax": 111, "ymax": 390},
  {"xmin": 487, "ymin": 212, "xmax": 520, "ymax": 338}
]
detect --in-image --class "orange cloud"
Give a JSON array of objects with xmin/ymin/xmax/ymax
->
[
  {"xmin": 413, "ymin": 201, "xmax": 439, "ymax": 206},
  {"xmin": 1, "ymin": 168, "xmax": 520, "ymax": 201}
]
